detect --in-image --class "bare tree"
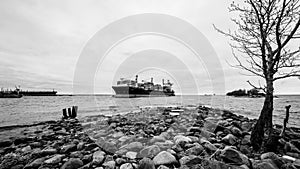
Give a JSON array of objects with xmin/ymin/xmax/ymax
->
[{"xmin": 215, "ymin": 0, "xmax": 300, "ymax": 150}]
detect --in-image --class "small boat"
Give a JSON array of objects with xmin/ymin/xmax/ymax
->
[{"xmin": 0, "ymin": 86, "xmax": 23, "ymax": 98}]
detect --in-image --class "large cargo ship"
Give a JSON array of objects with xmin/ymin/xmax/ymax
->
[
  {"xmin": 0, "ymin": 87, "xmax": 22, "ymax": 98},
  {"xmin": 112, "ymin": 75, "xmax": 175, "ymax": 98},
  {"xmin": 19, "ymin": 90, "xmax": 57, "ymax": 96},
  {"xmin": 1, "ymin": 86, "xmax": 57, "ymax": 97}
]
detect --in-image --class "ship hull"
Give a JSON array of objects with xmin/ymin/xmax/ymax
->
[
  {"xmin": 19, "ymin": 91, "xmax": 57, "ymax": 96},
  {"xmin": 112, "ymin": 86, "xmax": 175, "ymax": 98},
  {"xmin": 0, "ymin": 94, "xmax": 22, "ymax": 98}
]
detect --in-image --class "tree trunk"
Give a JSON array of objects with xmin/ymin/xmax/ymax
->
[{"xmin": 251, "ymin": 76, "xmax": 274, "ymax": 151}]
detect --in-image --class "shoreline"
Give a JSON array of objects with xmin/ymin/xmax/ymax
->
[{"xmin": 0, "ymin": 105, "xmax": 300, "ymax": 169}]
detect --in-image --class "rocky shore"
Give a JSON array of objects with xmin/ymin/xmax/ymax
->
[{"xmin": 0, "ymin": 105, "xmax": 300, "ymax": 169}]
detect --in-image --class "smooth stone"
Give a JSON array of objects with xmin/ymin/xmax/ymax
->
[
  {"xmin": 120, "ymin": 163, "xmax": 134, "ymax": 169},
  {"xmin": 30, "ymin": 142, "xmax": 42, "ymax": 148},
  {"xmin": 157, "ymin": 165, "xmax": 169, "ymax": 169},
  {"xmin": 153, "ymin": 151, "xmax": 177, "ymax": 166},
  {"xmin": 44, "ymin": 154, "xmax": 65, "ymax": 164},
  {"xmin": 82, "ymin": 154, "xmax": 93, "ymax": 163},
  {"xmin": 124, "ymin": 142, "xmax": 144, "ymax": 151},
  {"xmin": 102, "ymin": 160, "xmax": 116, "ymax": 169},
  {"xmin": 115, "ymin": 158, "xmax": 126, "ymax": 165},
  {"xmin": 126, "ymin": 151, "xmax": 137, "ymax": 159},
  {"xmin": 261, "ymin": 152, "xmax": 279, "ymax": 160},
  {"xmin": 201, "ymin": 159, "xmax": 244, "ymax": 169},
  {"xmin": 60, "ymin": 144, "xmax": 77, "ymax": 153},
  {"xmin": 150, "ymin": 136, "xmax": 166, "ymax": 144},
  {"xmin": 179, "ymin": 155, "xmax": 202, "ymax": 166},
  {"xmin": 154, "ymin": 140, "xmax": 174, "ymax": 150},
  {"xmin": 231, "ymin": 126, "xmax": 243, "ymax": 136},
  {"xmin": 222, "ymin": 134, "xmax": 237, "ymax": 145},
  {"xmin": 174, "ymin": 135, "xmax": 191, "ymax": 146},
  {"xmin": 41, "ymin": 148, "xmax": 57, "ymax": 156},
  {"xmin": 24, "ymin": 157, "xmax": 45, "ymax": 169},
  {"xmin": 240, "ymin": 145, "xmax": 252, "ymax": 155},
  {"xmin": 138, "ymin": 158, "xmax": 155, "ymax": 169},
  {"xmin": 92, "ymin": 150, "xmax": 106, "ymax": 165},
  {"xmin": 241, "ymin": 122, "xmax": 252, "ymax": 132},
  {"xmin": 61, "ymin": 158, "xmax": 83, "ymax": 169},
  {"xmin": 203, "ymin": 142, "xmax": 218, "ymax": 153},
  {"xmin": 220, "ymin": 146, "xmax": 249, "ymax": 166},
  {"xmin": 138, "ymin": 145, "xmax": 161, "ymax": 158},
  {"xmin": 260, "ymin": 152, "xmax": 285, "ymax": 168},
  {"xmin": 241, "ymin": 135, "xmax": 251, "ymax": 145},
  {"xmin": 253, "ymin": 159, "xmax": 279, "ymax": 169},
  {"xmin": 185, "ymin": 144, "xmax": 204, "ymax": 156},
  {"xmin": 118, "ymin": 136, "xmax": 131, "ymax": 142},
  {"xmin": 21, "ymin": 146, "xmax": 32, "ymax": 153},
  {"xmin": 111, "ymin": 132, "xmax": 124, "ymax": 138}
]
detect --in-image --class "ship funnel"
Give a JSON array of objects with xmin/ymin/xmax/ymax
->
[
  {"xmin": 151, "ymin": 77, "xmax": 153, "ymax": 83},
  {"xmin": 162, "ymin": 79, "xmax": 164, "ymax": 85},
  {"xmin": 135, "ymin": 75, "xmax": 138, "ymax": 83}
]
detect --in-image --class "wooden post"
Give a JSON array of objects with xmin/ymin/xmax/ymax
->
[
  {"xmin": 68, "ymin": 108, "xmax": 72, "ymax": 118},
  {"xmin": 280, "ymin": 105, "xmax": 291, "ymax": 137},
  {"xmin": 62, "ymin": 108, "xmax": 68, "ymax": 119},
  {"xmin": 71, "ymin": 106, "xmax": 78, "ymax": 118}
]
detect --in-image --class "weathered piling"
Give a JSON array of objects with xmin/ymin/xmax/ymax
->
[
  {"xmin": 62, "ymin": 108, "xmax": 68, "ymax": 119},
  {"xmin": 71, "ymin": 106, "xmax": 78, "ymax": 118},
  {"xmin": 68, "ymin": 107, "xmax": 72, "ymax": 117}
]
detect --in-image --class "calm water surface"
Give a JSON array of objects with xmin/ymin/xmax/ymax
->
[{"xmin": 0, "ymin": 95, "xmax": 299, "ymax": 127}]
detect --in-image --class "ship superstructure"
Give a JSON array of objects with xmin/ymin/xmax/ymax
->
[{"xmin": 112, "ymin": 75, "xmax": 175, "ymax": 98}]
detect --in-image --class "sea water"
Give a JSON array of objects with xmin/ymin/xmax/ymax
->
[{"xmin": 0, "ymin": 95, "xmax": 299, "ymax": 127}]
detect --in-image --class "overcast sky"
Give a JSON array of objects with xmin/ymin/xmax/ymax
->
[{"xmin": 0, "ymin": 0, "xmax": 299, "ymax": 94}]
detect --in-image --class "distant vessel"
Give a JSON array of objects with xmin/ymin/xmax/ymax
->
[
  {"xmin": 0, "ymin": 87, "xmax": 22, "ymax": 98},
  {"xmin": 0, "ymin": 86, "xmax": 57, "ymax": 97},
  {"xmin": 19, "ymin": 90, "xmax": 57, "ymax": 96},
  {"xmin": 112, "ymin": 75, "xmax": 175, "ymax": 98}
]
